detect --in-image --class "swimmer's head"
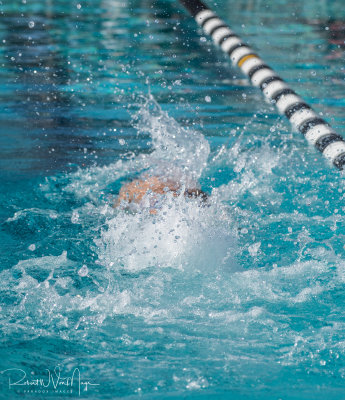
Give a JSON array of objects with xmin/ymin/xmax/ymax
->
[{"xmin": 115, "ymin": 176, "xmax": 209, "ymax": 211}]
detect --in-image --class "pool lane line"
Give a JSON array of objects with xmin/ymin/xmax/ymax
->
[{"xmin": 178, "ymin": 0, "xmax": 345, "ymax": 170}]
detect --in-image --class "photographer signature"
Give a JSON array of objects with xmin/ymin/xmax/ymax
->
[{"xmin": 1, "ymin": 365, "xmax": 99, "ymax": 396}]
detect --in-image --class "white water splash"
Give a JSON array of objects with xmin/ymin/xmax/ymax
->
[{"xmin": 95, "ymin": 96, "xmax": 237, "ymax": 273}]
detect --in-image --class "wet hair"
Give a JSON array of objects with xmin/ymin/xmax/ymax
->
[{"xmin": 184, "ymin": 188, "xmax": 209, "ymax": 203}]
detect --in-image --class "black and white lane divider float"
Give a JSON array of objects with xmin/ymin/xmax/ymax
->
[{"xmin": 179, "ymin": 0, "xmax": 345, "ymax": 170}]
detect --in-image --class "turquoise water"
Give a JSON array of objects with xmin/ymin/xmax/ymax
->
[{"xmin": 1, "ymin": 0, "xmax": 345, "ymax": 398}]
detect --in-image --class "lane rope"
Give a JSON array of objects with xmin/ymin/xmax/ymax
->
[{"xmin": 179, "ymin": 0, "xmax": 345, "ymax": 170}]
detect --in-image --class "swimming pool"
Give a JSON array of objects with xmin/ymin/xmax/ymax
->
[{"xmin": 1, "ymin": 0, "xmax": 345, "ymax": 398}]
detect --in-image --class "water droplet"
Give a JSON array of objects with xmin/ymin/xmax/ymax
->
[
  {"xmin": 248, "ymin": 242, "xmax": 261, "ymax": 256},
  {"xmin": 78, "ymin": 265, "xmax": 88, "ymax": 277},
  {"xmin": 71, "ymin": 211, "xmax": 79, "ymax": 224}
]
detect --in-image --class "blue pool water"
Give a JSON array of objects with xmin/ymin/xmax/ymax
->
[{"xmin": 1, "ymin": 0, "xmax": 345, "ymax": 398}]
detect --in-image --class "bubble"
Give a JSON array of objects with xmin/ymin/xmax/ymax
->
[
  {"xmin": 28, "ymin": 21, "xmax": 35, "ymax": 28},
  {"xmin": 28, "ymin": 244, "xmax": 36, "ymax": 251},
  {"xmin": 205, "ymin": 96, "xmax": 211, "ymax": 103},
  {"xmin": 119, "ymin": 139, "xmax": 126, "ymax": 146},
  {"xmin": 76, "ymin": 3, "xmax": 81, "ymax": 8}
]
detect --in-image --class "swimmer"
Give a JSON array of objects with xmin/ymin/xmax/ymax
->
[{"xmin": 115, "ymin": 175, "xmax": 208, "ymax": 214}]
